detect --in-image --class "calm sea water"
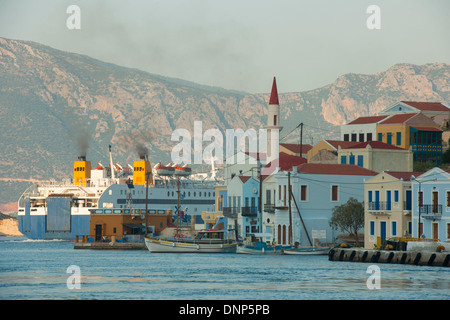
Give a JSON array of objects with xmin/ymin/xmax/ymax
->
[{"xmin": 0, "ymin": 237, "xmax": 449, "ymax": 300}]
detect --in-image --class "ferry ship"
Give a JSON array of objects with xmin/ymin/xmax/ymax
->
[{"xmin": 17, "ymin": 149, "xmax": 219, "ymax": 240}]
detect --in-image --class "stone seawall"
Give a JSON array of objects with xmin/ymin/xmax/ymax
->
[{"xmin": 328, "ymin": 248, "xmax": 450, "ymax": 267}]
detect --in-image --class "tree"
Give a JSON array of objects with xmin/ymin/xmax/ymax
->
[{"xmin": 329, "ymin": 197, "xmax": 364, "ymax": 247}]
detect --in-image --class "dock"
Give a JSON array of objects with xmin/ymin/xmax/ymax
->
[
  {"xmin": 74, "ymin": 242, "xmax": 147, "ymax": 250},
  {"xmin": 328, "ymin": 248, "xmax": 450, "ymax": 267}
]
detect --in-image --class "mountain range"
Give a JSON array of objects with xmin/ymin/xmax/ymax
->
[{"xmin": 0, "ymin": 36, "xmax": 449, "ymax": 208}]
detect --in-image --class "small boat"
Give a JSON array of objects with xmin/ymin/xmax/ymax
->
[
  {"xmin": 236, "ymin": 233, "xmax": 291, "ymax": 254},
  {"xmin": 174, "ymin": 164, "xmax": 192, "ymax": 176},
  {"xmin": 145, "ymin": 229, "xmax": 237, "ymax": 253},
  {"xmin": 154, "ymin": 162, "xmax": 175, "ymax": 176},
  {"xmin": 281, "ymin": 247, "xmax": 330, "ymax": 255}
]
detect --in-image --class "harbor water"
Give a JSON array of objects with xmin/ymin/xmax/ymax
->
[{"xmin": 0, "ymin": 237, "xmax": 449, "ymax": 300}]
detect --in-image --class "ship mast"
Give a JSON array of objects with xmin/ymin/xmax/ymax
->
[{"xmin": 176, "ymin": 176, "xmax": 180, "ymax": 235}]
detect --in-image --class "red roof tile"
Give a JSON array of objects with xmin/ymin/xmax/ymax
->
[
  {"xmin": 264, "ymin": 152, "xmax": 307, "ymax": 175},
  {"xmin": 296, "ymin": 163, "xmax": 378, "ymax": 176},
  {"xmin": 280, "ymin": 143, "xmax": 313, "ymax": 154},
  {"xmin": 384, "ymin": 171, "xmax": 423, "ymax": 181},
  {"xmin": 269, "ymin": 77, "xmax": 279, "ymax": 105},
  {"xmin": 325, "ymin": 140, "xmax": 360, "ymax": 149},
  {"xmin": 378, "ymin": 113, "xmax": 418, "ymax": 124},
  {"xmin": 410, "ymin": 126, "xmax": 442, "ymax": 132},
  {"xmin": 238, "ymin": 176, "xmax": 252, "ymax": 183},
  {"xmin": 347, "ymin": 115, "xmax": 390, "ymax": 125},
  {"xmin": 401, "ymin": 101, "xmax": 450, "ymax": 112},
  {"xmin": 343, "ymin": 140, "xmax": 406, "ymax": 150}
]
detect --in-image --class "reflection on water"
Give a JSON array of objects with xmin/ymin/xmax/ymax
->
[{"xmin": 0, "ymin": 237, "xmax": 449, "ymax": 300}]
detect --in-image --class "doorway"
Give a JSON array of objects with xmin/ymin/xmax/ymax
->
[{"xmin": 95, "ymin": 224, "xmax": 103, "ymax": 242}]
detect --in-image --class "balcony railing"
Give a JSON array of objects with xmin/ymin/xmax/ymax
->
[
  {"xmin": 367, "ymin": 201, "xmax": 388, "ymax": 211},
  {"xmin": 222, "ymin": 207, "xmax": 239, "ymax": 219},
  {"xmin": 419, "ymin": 204, "xmax": 442, "ymax": 215},
  {"xmin": 264, "ymin": 203, "xmax": 275, "ymax": 213},
  {"xmin": 241, "ymin": 206, "xmax": 258, "ymax": 217}
]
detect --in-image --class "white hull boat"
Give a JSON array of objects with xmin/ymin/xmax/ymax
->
[
  {"xmin": 145, "ymin": 229, "xmax": 237, "ymax": 253},
  {"xmin": 281, "ymin": 247, "xmax": 330, "ymax": 255}
]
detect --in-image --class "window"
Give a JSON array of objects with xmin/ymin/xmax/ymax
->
[
  {"xmin": 387, "ymin": 133, "xmax": 392, "ymax": 145},
  {"xmin": 283, "ymin": 185, "xmax": 286, "ymax": 206},
  {"xmin": 367, "ymin": 133, "xmax": 373, "ymax": 141},
  {"xmin": 331, "ymin": 185, "xmax": 338, "ymax": 201},
  {"xmin": 418, "ymin": 191, "xmax": 423, "ymax": 207},
  {"xmin": 349, "ymin": 155, "xmax": 355, "ymax": 165},
  {"xmin": 370, "ymin": 221, "xmax": 375, "ymax": 236},
  {"xmin": 351, "ymin": 133, "xmax": 357, "ymax": 142},
  {"xmin": 274, "ymin": 115, "xmax": 277, "ymax": 126},
  {"xmin": 357, "ymin": 155, "xmax": 363, "ymax": 167},
  {"xmin": 391, "ymin": 221, "xmax": 397, "ymax": 237},
  {"xmin": 396, "ymin": 132, "xmax": 401, "ymax": 146},
  {"xmin": 343, "ymin": 134, "xmax": 349, "ymax": 141},
  {"xmin": 359, "ymin": 133, "xmax": 364, "ymax": 142},
  {"xmin": 278, "ymin": 185, "xmax": 281, "ymax": 200},
  {"xmin": 394, "ymin": 190, "xmax": 399, "ymax": 203},
  {"xmin": 378, "ymin": 133, "xmax": 383, "ymax": 142},
  {"xmin": 341, "ymin": 156, "xmax": 347, "ymax": 164},
  {"xmin": 301, "ymin": 185, "xmax": 307, "ymax": 201},
  {"xmin": 447, "ymin": 191, "xmax": 450, "ymax": 207}
]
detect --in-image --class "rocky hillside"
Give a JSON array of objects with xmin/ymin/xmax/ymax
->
[{"xmin": 0, "ymin": 37, "xmax": 449, "ymax": 206}]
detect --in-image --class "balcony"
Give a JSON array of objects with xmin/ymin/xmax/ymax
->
[
  {"xmin": 264, "ymin": 203, "xmax": 275, "ymax": 213},
  {"xmin": 242, "ymin": 206, "xmax": 258, "ymax": 217},
  {"xmin": 419, "ymin": 204, "xmax": 442, "ymax": 219},
  {"xmin": 222, "ymin": 207, "xmax": 239, "ymax": 219},
  {"xmin": 367, "ymin": 201, "xmax": 391, "ymax": 215}
]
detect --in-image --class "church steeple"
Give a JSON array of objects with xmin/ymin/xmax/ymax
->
[
  {"xmin": 269, "ymin": 76, "xmax": 279, "ymax": 105},
  {"xmin": 264, "ymin": 77, "xmax": 282, "ymax": 164}
]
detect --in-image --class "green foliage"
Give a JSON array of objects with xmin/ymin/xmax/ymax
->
[{"xmin": 330, "ymin": 197, "xmax": 364, "ymax": 246}]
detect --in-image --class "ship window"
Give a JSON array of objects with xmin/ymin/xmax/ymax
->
[
  {"xmin": 194, "ymin": 192, "xmax": 196, "ymax": 197},
  {"xmin": 167, "ymin": 191, "xmax": 170, "ymax": 197},
  {"xmin": 199, "ymin": 192, "xmax": 201, "ymax": 197},
  {"xmin": 188, "ymin": 192, "xmax": 191, "ymax": 197}
]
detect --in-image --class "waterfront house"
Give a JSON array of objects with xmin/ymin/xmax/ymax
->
[
  {"xmin": 364, "ymin": 171, "xmax": 423, "ymax": 249},
  {"xmin": 411, "ymin": 167, "xmax": 450, "ymax": 241},
  {"xmin": 267, "ymin": 163, "xmax": 377, "ymax": 246},
  {"xmin": 338, "ymin": 140, "xmax": 413, "ymax": 172},
  {"xmin": 223, "ymin": 175, "xmax": 261, "ymax": 238},
  {"xmin": 341, "ymin": 115, "xmax": 390, "ymax": 143},
  {"xmin": 376, "ymin": 113, "xmax": 443, "ymax": 164},
  {"xmin": 280, "ymin": 143, "xmax": 312, "ymax": 159},
  {"xmin": 379, "ymin": 101, "xmax": 450, "ymax": 128},
  {"xmin": 307, "ymin": 140, "xmax": 359, "ymax": 163}
]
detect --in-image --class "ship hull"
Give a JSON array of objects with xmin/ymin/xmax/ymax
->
[{"xmin": 145, "ymin": 237, "xmax": 237, "ymax": 253}]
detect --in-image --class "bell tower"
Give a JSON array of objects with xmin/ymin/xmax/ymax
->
[{"xmin": 264, "ymin": 77, "xmax": 283, "ymax": 164}]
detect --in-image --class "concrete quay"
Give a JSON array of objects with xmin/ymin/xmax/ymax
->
[
  {"xmin": 328, "ymin": 248, "xmax": 450, "ymax": 267},
  {"xmin": 74, "ymin": 242, "xmax": 147, "ymax": 250}
]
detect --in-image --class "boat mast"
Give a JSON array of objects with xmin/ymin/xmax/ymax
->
[
  {"xmin": 145, "ymin": 157, "xmax": 149, "ymax": 236},
  {"xmin": 290, "ymin": 184, "xmax": 313, "ymax": 246},
  {"xmin": 176, "ymin": 176, "xmax": 180, "ymax": 235},
  {"xmin": 288, "ymin": 171, "xmax": 292, "ymax": 245}
]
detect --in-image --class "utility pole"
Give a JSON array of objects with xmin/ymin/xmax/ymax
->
[
  {"xmin": 288, "ymin": 171, "xmax": 292, "ymax": 245},
  {"xmin": 299, "ymin": 122, "xmax": 303, "ymax": 157},
  {"xmin": 259, "ymin": 164, "xmax": 262, "ymax": 233}
]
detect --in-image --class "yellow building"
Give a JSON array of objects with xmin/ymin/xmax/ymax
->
[
  {"xmin": 364, "ymin": 171, "xmax": 421, "ymax": 249},
  {"xmin": 280, "ymin": 143, "xmax": 312, "ymax": 158},
  {"xmin": 376, "ymin": 113, "xmax": 443, "ymax": 163},
  {"xmin": 337, "ymin": 140, "xmax": 413, "ymax": 172},
  {"xmin": 307, "ymin": 140, "xmax": 359, "ymax": 163}
]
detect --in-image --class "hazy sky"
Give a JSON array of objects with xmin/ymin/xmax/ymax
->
[{"xmin": 1, "ymin": 0, "xmax": 449, "ymax": 93}]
